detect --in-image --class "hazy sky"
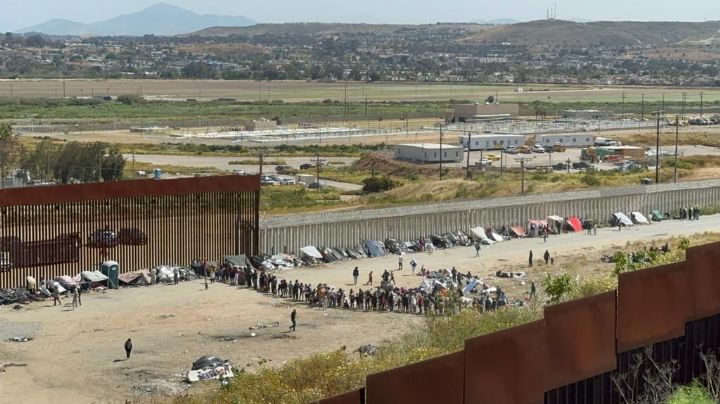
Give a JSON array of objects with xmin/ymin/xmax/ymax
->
[{"xmin": 2, "ymin": 0, "xmax": 720, "ymax": 31}]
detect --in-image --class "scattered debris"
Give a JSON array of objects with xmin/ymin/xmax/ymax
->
[
  {"xmin": 0, "ymin": 363, "xmax": 27, "ymax": 372},
  {"xmin": 187, "ymin": 356, "xmax": 235, "ymax": 383},
  {"xmin": 7, "ymin": 336, "xmax": 33, "ymax": 342},
  {"xmin": 354, "ymin": 344, "xmax": 379, "ymax": 357}
]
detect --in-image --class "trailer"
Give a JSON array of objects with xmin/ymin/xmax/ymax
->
[
  {"xmin": 459, "ymin": 134, "xmax": 526, "ymax": 151},
  {"xmin": 537, "ymin": 134, "xmax": 594, "ymax": 148}
]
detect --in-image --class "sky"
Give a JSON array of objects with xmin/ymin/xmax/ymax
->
[{"xmin": 2, "ymin": 0, "xmax": 720, "ymax": 31}]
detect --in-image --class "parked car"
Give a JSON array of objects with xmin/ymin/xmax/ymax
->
[
  {"xmin": 518, "ymin": 146, "xmax": 532, "ymax": 154},
  {"xmin": 531, "ymin": 145, "xmax": 545, "ymax": 153},
  {"xmin": 552, "ymin": 162, "xmax": 568, "ymax": 171},
  {"xmin": 232, "ymin": 169, "xmax": 247, "ymax": 175},
  {"xmin": 87, "ymin": 228, "xmax": 118, "ymax": 248},
  {"xmin": 475, "ymin": 158, "xmax": 492, "ymax": 167},
  {"xmin": 572, "ymin": 161, "xmax": 591, "ymax": 170},
  {"xmin": 118, "ymin": 228, "xmax": 148, "ymax": 245},
  {"xmin": 308, "ymin": 182, "xmax": 322, "ymax": 189},
  {"xmin": 279, "ymin": 177, "xmax": 297, "ymax": 185},
  {"xmin": 261, "ymin": 175, "xmax": 279, "ymax": 186},
  {"xmin": 505, "ymin": 146, "xmax": 518, "ymax": 154},
  {"xmin": 486, "ymin": 153, "xmax": 500, "ymax": 161},
  {"xmin": 299, "ymin": 163, "xmax": 314, "ymax": 170}
]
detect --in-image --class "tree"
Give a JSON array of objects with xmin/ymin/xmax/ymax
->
[
  {"xmin": 361, "ymin": 176, "xmax": 396, "ymax": 193},
  {"xmin": 20, "ymin": 138, "xmax": 59, "ymax": 181},
  {"xmin": 0, "ymin": 123, "xmax": 22, "ymax": 189},
  {"xmin": 486, "ymin": 95, "xmax": 495, "ymax": 104},
  {"xmin": 101, "ymin": 148, "xmax": 125, "ymax": 181}
]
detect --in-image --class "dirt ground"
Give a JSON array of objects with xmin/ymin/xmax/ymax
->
[{"xmin": 0, "ymin": 214, "xmax": 719, "ymax": 403}]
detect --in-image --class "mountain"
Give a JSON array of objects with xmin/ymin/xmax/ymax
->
[
  {"xmin": 18, "ymin": 3, "xmax": 256, "ymax": 36},
  {"xmin": 469, "ymin": 19, "xmax": 720, "ymax": 47}
]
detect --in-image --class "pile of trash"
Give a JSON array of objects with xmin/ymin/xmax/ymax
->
[
  {"xmin": 152, "ymin": 266, "xmax": 197, "ymax": 283},
  {"xmin": 186, "ymin": 356, "xmax": 235, "ymax": 384},
  {"xmin": 0, "ymin": 288, "xmax": 39, "ymax": 305}
]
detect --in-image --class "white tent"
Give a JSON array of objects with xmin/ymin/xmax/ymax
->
[
  {"xmin": 300, "ymin": 246, "xmax": 323, "ymax": 259},
  {"xmin": 489, "ymin": 231, "xmax": 504, "ymax": 242},
  {"xmin": 613, "ymin": 212, "xmax": 634, "ymax": 226},
  {"xmin": 630, "ymin": 212, "xmax": 649, "ymax": 225},
  {"xmin": 470, "ymin": 227, "xmax": 494, "ymax": 245}
]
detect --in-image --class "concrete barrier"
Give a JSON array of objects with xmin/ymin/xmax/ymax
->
[{"xmin": 260, "ymin": 179, "xmax": 720, "ymax": 255}]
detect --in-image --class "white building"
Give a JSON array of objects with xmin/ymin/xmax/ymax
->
[
  {"xmin": 394, "ymin": 144, "xmax": 463, "ymax": 163},
  {"xmin": 537, "ymin": 134, "xmax": 595, "ymax": 148},
  {"xmin": 459, "ymin": 134, "xmax": 525, "ymax": 151}
]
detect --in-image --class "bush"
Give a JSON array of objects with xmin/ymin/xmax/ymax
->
[
  {"xmin": 667, "ymin": 382, "xmax": 714, "ymax": 404},
  {"xmin": 116, "ymin": 94, "xmax": 144, "ymax": 105},
  {"xmin": 543, "ymin": 274, "xmax": 574, "ymax": 304},
  {"xmin": 362, "ymin": 176, "xmax": 396, "ymax": 193},
  {"xmin": 581, "ymin": 173, "xmax": 601, "ymax": 186}
]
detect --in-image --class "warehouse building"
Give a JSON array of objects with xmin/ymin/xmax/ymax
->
[
  {"xmin": 460, "ymin": 134, "xmax": 525, "ymax": 151},
  {"xmin": 537, "ymin": 134, "xmax": 594, "ymax": 148},
  {"xmin": 563, "ymin": 109, "xmax": 611, "ymax": 120},
  {"xmin": 453, "ymin": 103, "xmax": 520, "ymax": 122},
  {"xmin": 395, "ymin": 143, "xmax": 463, "ymax": 164}
]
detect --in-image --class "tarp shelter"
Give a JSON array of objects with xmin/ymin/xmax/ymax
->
[
  {"xmin": 489, "ymin": 231, "xmax": 504, "ymax": 242},
  {"xmin": 547, "ymin": 215, "xmax": 564, "ymax": 234},
  {"xmin": 119, "ymin": 270, "xmax": 152, "ymax": 286},
  {"xmin": 364, "ymin": 240, "xmax": 387, "ymax": 257},
  {"xmin": 300, "ymin": 246, "xmax": 323, "ymax": 260},
  {"xmin": 470, "ymin": 227, "xmax": 494, "ymax": 245},
  {"xmin": 613, "ymin": 212, "xmax": 634, "ymax": 227},
  {"xmin": 630, "ymin": 212, "xmax": 649, "ymax": 225},
  {"xmin": 463, "ymin": 279, "xmax": 483, "ymax": 294},
  {"xmin": 652, "ymin": 210, "xmax": 664, "ymax": 221},
  {"xmin": 223, "ymin": 255, "xmax": 249, "ymax": 268},
  {"xmin": 509, "ymin": 226, "xmax": 526, "ymax": 238},
  {"xmin": 528, "ymin": 219, "xmax": 547, "ymax": 228},
  {"xmin": 565, "ymin": 216, "xmax": 582, "ymax": 232},
  {"xmin": 81, "ymin": 271, "xmax": 109, "ymax": 283}
]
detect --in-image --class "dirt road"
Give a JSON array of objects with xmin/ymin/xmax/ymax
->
[{"xmin": 0, "ymin": 214, "xmax": 718, "ymax": 403}]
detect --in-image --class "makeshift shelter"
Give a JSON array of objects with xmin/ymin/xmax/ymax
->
[
  {"xmin": 527, "ymin": 220, "xmax": 548, "ymax": 237},
  {"xmin": 81, "ymin": 271, "xmax": 109, "ymax": 288},
  {"xmin": 364, "ymin": 240, "xmax": 387, "ymax": 257},
  {"xmin": 118, "ymin": 270, "xmax": 152, "ymax": 286},
  {"xmin": 223, "ymin": 255, "xmax": 249, "ymax": 269},
  {"xmin": 565, "ymin": 216, "xmax": 583, "ymax": 232},
  {"xmin": 630, "ymin": 212, "xmax": 649, "ymax": 225},
  {"xmin": 547, "ymin": 215, "xmax": 564, "ymax": 234},
  {"xmin": 651, "ymin": 210, "xmax": 665, "ymax": 222},
  {"xmin": 489, "ymin": 231, "xmax": 505, "ymax": 242},
  {"xmin": 612, "ymin": 212, "xmax": 634, "ymax": 227},
  {"xmin": 54, "ymin": 275, "xmax": 77, "ymax": 290},
  {"xmin": 509, "ymin": 226, "xmax": 527, "ymax": 238},
  {"xmin": 300, "ymin": 246, "xmax": 323, "ymax": 260},
  {"xmin": 470, "ymin": 227, "xmax": 494, "ymax": 245}
]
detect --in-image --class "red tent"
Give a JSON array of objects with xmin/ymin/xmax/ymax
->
[{"xmin": 566, "ymin": 216, "xmax": 582, "ymax": 232}]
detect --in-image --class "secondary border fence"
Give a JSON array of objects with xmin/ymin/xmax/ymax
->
[
  {"xmin": 0, "ymin": 175, "xmax": 260, "ymax": 289},
  {"xmin": 260, "ymin": 179, "xmax": 720, "ymax": 255},
  {"xmin": 317, "ymin": 242, "xmax": 720, "ymax": 404}
]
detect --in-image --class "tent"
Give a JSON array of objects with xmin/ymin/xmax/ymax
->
[
  {"xmin": 547, "ymin": 215, "xmax": 564, "ymax": 234},
  {"xmin": 81, "ymin": 270, "xmax": 109, "ymax": 283},
  {"xmin": 300, "ymin": 246, "xmax": 323, "ymax": 260},
  {"xmin": 509, "ymin": 226, "xmax": 526, "ymax": 238},
  {"xmin": 119, "ymin": 270, "xmax": 152, "ymax": 286},
  {"xmin": 651, "ymin": 210, "xmax": 665, "ymax": 222},
  {"xmin": 630, "ymin": 212, "xmax": 649, "ymax": 225},
  {"xmin": 463, "ymin": 279, "xmax": 483, "ymax": 294},
  {"xmin": 565, "ymin": 216, "xmax": 583, "ymax": 232},
  {"xmin": 364, "ymin": 240, "xmax": 387, "ymax": 258},
  {"xmin": 223, "ymin": 255, "xmax": 249, "ymax": 268},
  {"xmin": 613, "ymin": 212, "xmax": 634, "ymax": 227},
  {"xmin": 489, "ymin": 231, "xmax": 505, "ymax": 242},
  {"xmin": 470, "ymin": 227, "xmax": 494, "ymax": 245}
]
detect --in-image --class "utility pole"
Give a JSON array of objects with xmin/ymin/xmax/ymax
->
[
  {"xmin": 621, "ymin": 92, "xmax": 625, "ymax": 118},
  {"xmin": 465, "ymin": 131, "xmax": 471, "ymax": 180},
  {"xmin": 439, "ymin": 125, "xmax": 444, "ymax": 180},
  {"xmin": 515, "ymin": 156, "xmax": 535, "ymax": 195},
  {"xmin": 500, "ymin": 150, "xmax": 504, "ymax": 176},
  {"xmin": 700, "ymin": 92, "xmax": 704, "ymax": 117},
  {"xmin": 682, "ymin": 92, "xmax": 686, "ymax": 119},
  {"xmin": 662, "ymin": 93, "xmax": 665, "ymax": 113},
  {"xmin": 641, "ymin": 94, "xmax": 645, "ymax": 120},
  {"xmin": 674, "ymin": 115, "xmax": 679, "ymax": 183},
  {"xmin": 258, "ymin": 153, "xmax": 263, "ymax": 177},
  {"xmin": 655, "ymin": 111, "xmax": 661, "ymax": 184},
  {"xmin": 63, "ymin": 79, "xmax": 66, "ymax": 98}
]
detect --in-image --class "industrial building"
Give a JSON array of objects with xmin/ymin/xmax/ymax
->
[
  {"xmin": 395, "ymin": 143, "xmax": 463, "ymax": 163},
  {"xmin": 453, "ymin": 103, "xmax": 520, "ymax": 122},
  {"xmin": 460, "ymin": 134, "xmax": 525, "ymax": 151},
  {"xmin": 537, "ymin": 134, "xmax": 595, "ymax": 148}
]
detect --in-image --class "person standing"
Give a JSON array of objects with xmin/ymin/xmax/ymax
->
[
  {"xmin": 543, "ymin": 229, "xmax": 548, "ymax": 243},
  {"xmin": 366, "ymin": 271, "xmax": 373, "ymax": 286},
  {"xmin": 71, "ymin": 286, "xmax": 79, "ymax": 310},
  {"xmin": 289, "ymin": 309, "xmax": 297, "ymax": 332},
  {"xmin": 352, "ymin": 267, "xmax": 359, "ymax": 285},
  {"xmin": 53, "ymin": 286, "xmax": 61, "ymax": 307},
  {"xmin": 530, "ymin": 282, "xmax": 537, "ymax": 299},
  {"xmin": 77, "ymin": 281, "xmax": 83, "ymax": 306},
  {"xmin": 398, "ymin": 255, "xmax": 403, "ymax": 270},
  {"xmin": 410, "ymin": 259, "xmax": 417, "ymax": 275},
  {"xmin": 173, "ymin": 267, "xmax": 179, "ymax": 285},
  {"xmin": 390, "ymin": 271, "xmax": 396, "ymax": 285},
  {"xmin": 528, "ymin": 250, "xmax": 533, "ymax": 267},
  {"xmin": 544, "ymin": 250, "xmax": 550, "ymax": 266},
  {"xmin": 474, "ymin": 242, "xmax": 481, "ymax": 257}
]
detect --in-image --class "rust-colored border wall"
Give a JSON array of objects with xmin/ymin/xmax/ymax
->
[
  {"xmin": 544, "ymin": 291, "xmax": 617, "ymax": 391},
  {"xmin": 365, "ymin": 351, "xmax": 464, "ymax": 404},
  {"xmin": 617, "ymin": 261, "xmax": 689, "ymax": 352},
  {"xmin": 464, "ymin": 320, "xmax": 546, "ymax": 404},
  {"xmin": 687, "ymin": 243, "xmax": 720, "ymax": 321},
  {"xmin": 0, "ymin": 175, "xmax": 260, "ymax": 206},
  {"xmin": 317, "ymin": 388, "xmax": 365, "ymax": 404}
]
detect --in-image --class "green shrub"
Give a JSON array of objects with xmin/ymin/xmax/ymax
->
[
  {"xmin": 667, "ymin": 382, "xmax": 714, "ymax": 404},
  {"xmin": 580, "ymin": 173, "xmax": 601, "ymax": 186},
  {"xmin": 362, "ymin": 175, "xmax": 396, "ymax": 193}
]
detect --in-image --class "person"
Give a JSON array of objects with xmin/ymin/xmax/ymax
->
[
  {"xmin": 551, "ymin": 257, "xmax": 555, "ymax": 265},
  {"xmin": 173, "ymin": 267, "xmax": 179, "ymax": 285},
  {"xmin": 390, "ymin": 271, "xmax": 395, "ymax": 285},
  {"xmin": 530, "ymin": 282, "xmax": 537, "ymax": 299},
  {"xmin": 398, "ymin": 255, "xmax": 403, "ymax": 270},
  {"xmin": 53, "ymin": 286, "xmax": 61, "ymax": 307},
  {"xmin": 410, "ymin": 259, "xmax": 417, "ymax": 275},
  {"xmin": 474, "ymin": 242, "xmax": 481, "ymax": 257},
  {"xmin": 71, "ymin": 286, "xmax": 79, "ymax": 310},
  {"xmin": 366, "ymin": 271, "xmax": 373, "ymax": 286},
  {"xmin": 544, "ymin": 250, "xmax": 550, "ymax": 266},
  {"xmin": 543, "ymin": 229, "xmax": 548, "ymax": 243},
  {"xmin": 528, "ymin": 250, "xmax": 533, "ymax": 267},
  {"xmin": 593, "ymin": 224, "xmax": 597, "ymax": 236},
  {"xmin": 124, "ymin": 338, "xmax": 133, "ymax": 359},
  {"xmin": 290, "ymin": 309, "xmax": 297, "ymax": 332},
  {"xmin": 352, "ymin": 267, "xmax": 359, "ymax": 285}
]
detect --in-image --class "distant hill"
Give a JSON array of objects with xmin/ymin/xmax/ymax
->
[
  {"xmin": 18, "ymin": 3, "xmax": 256, "ymax": 36},
  {"xmin": 469, "ymin": 19, "xmax": 720, "ymax": 47},
  {"xmin": 190, "ymin": 22, "xmax": 486, "ymax": 37}
]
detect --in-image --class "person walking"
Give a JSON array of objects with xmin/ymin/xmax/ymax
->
[
  {"xmin": 289, "ymin": 309, "xmax": 297, "ymax": 332},
  {"xmin": 528, "ymin": 250, "xmax": 533, "ymax": 267},
  {"xmin": 474, "ymin": 242, "xmax": 481, "ymax": 257},
  {"xmin": 544, "ymin": 250, "xmax": 550, "ymax": 266},
  {"xmin": 410, "ymin": 259, "xmax": 417, "ymax": 275},
  {"xmin": 352, "ymin": 267, "xmax": 359, "ymax": 285},
  {"xmin": 124, "ymin": 338, "xmax": 133, "ymax": 359},
  {"xmin": 398, "ymin": 255, "xmax": 403, "ymax": 270},
  {"xmin": 390, "ymin": 271, "xmax": 396, "ymax": 285},
  {"xmin": 366, "ymin": 271, "xmax": 373, "ymax": 286},
  {"xmin": 71, "ymin": 286, "xmax": 79, "ymax": 310}
]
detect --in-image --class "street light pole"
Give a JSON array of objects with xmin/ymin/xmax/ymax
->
[
  {"xmin": 465, "ymin": 131, "xmax": 471, "ymax": 180},
  {"xmin": 674, "ymin": 115, "xmax": 679, "ymax": 183},
  {"xmin": 439, "ymin": 125, "xmax": 444, "ymax": 180},
  {"xmin": 655, "ymin": 112, "xmax": 661, "ymax": 184}
]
